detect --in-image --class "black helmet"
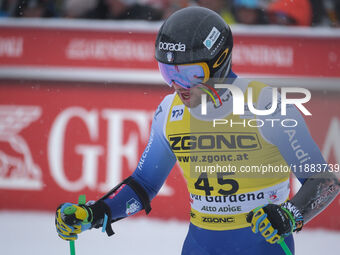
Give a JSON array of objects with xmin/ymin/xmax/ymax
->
[{"xmin": 155, "ymin": 6, "xmax": 233, "ymax": 80}]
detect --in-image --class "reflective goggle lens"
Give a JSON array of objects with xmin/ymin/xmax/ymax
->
[{"xmin": 158, "ymin": 62, "xmax": 209, "ymax": 89}]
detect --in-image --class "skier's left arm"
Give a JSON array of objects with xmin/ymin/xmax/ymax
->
[
  {"xmin": 258, "ymin": 88, "xmax": 340, "ymax": 225},
  {"xmin": 271, "ymin": 106, "xmax": 340, "ymax": 225},
  {"xmin": 247, "ymin": 87, "xmax": 340, "ymax": 243}
]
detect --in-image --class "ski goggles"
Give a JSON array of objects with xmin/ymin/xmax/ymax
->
[{"xmin": 158, "ymin": 62, "xmax": 210, "ymax": 89}]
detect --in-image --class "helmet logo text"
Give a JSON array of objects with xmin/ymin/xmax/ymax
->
[{"xmin": 159, "ymin": 41, "xmax": 186, "ymax": 52}]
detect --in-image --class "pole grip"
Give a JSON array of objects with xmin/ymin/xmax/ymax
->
[{"xmin": 68, "ymin": 195, "xmax": 86, "ymax": 255}]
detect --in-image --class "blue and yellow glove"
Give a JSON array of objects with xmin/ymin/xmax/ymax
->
[
  {"xmin": 55, "ymin": 202, "xmax": 93, "ymax": 241},
  {"xmin": 55, "ymin": 198, "xmax": 113, "ymax": 241},
  {"xmin": 246, "ymin": 201, "xmax": 304, "ymax": 244}
]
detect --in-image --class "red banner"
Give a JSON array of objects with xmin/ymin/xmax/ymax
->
[
  {"xmin": 0, "ymin": 83, "xmax": 339, "ymax": 230},
  {"xmin": 233, "ymin": 35, "xmax": 340, "ymax": 77},
  {"xmin": 0, "ymin": 21, "xmax": 340, "ymax": 81},
  {"xmin": 0, "ymin": 27, "xmax": 157, "ymax": 69},
  {"xmin": 0, "ymin": 83, "xmax": 191, "ymax": 220}
]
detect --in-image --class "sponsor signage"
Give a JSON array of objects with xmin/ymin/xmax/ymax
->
[
  {"xmin": 0, "ymin": 23, "xmax": 339, "ymax": 79},
  {"xmin": 0, "ymin": 83, "xmax": 189, "ymax": 218},
  {"xmin": 159, "ymin": 41, "xmax": 186, "ymax": 52}
]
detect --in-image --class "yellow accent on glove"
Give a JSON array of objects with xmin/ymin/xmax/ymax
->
[
  {"xmin": 73, "ymin": 205, "xmax": 88, "ymax": 221},
  {"xmin": 55, "ymin": 203, "xmax": 90, "ymax": 241},
  {"xmin": 248, "ymin": 207, "xmax": 281, "ymax": 244}
]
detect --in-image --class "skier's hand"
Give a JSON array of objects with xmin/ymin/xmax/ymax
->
[
  {"xmin": 55, "ymin": 203, "xmax": 92, "ymax": 241},
  {"xmin": 246, "ymin": 201, "xmax": 304, "ymax": 244}
]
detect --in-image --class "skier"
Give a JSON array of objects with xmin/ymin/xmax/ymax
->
[{"xmin": 55, "ymin": 7, "xmax": 340, "ymax": 254}]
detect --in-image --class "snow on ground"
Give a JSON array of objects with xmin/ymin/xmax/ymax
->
[{"xmin": 1, "ymin": 211, "xmax": 339, "ymax": 255}]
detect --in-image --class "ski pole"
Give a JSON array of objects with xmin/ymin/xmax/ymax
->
[
  {"xmin": 278, "ymin": 237, "xmax": 293, "ymax": 255},
  {"xmin": 260, "ymin": 200, "xmax": 293, "ymax": 255},
  {"xmin": 64, "ymin": 195, "xmax": 87, "ymax": 255},
  {"xmin": 69, "ymin": 240, "xmax": 76, "ymax": 255}
]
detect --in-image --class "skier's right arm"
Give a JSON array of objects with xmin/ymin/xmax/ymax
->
[{"xmin": 55, "ymin": 95, "xmax": 177, "ymax": 240}]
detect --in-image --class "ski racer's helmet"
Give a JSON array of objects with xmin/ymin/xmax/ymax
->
[{"xmin": 155, "ymin": 6, "xmax": 233, "ymax": 89}]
